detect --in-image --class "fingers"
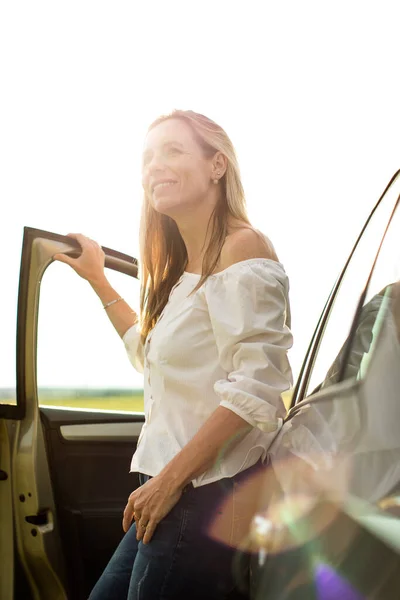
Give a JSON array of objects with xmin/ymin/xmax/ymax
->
[
  {"xmin": 66, "ymin": 233, "xmax": 102, "ymax": 249},
  {"xmin": 65, "ymin": 233, "xmax": 91, "ymax": 247},
  {"xmin": 142, "ymin": 520, "xmax": 157, "ymax": 544},
  {"xmin": 134, "ymin": 513, "xmax": 157, "ymax": 544},
  {"xmin": 136, "ymin": 517, "xmax": 148, "ymax": 541},
  {"xmin": 53, "ymin": 233, "xmax": 103, "ymax": 272},
  {"xmin": 121, "ymin": 500, "xmax": 157, "ymax": 543},
  {"xmin": 53, "ymin": 253, "xmax": 75, "ymax": 266},
  {"xmin": 122, "ymin": 499, "xmax": 136, "ymax": 533}
]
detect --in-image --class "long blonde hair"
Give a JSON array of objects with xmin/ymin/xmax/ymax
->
[{"xmin": 139, "ymin": 110, "xmax": 250, "ymax": 342}]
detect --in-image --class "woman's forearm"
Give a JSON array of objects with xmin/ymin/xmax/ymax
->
[
  {"xmin": 90, "ymin": 277, "xmax": 138, "ymax": 338},
  {"xmin": 159, "ymin": 406, "xmax": 252, "ymax": 489}
]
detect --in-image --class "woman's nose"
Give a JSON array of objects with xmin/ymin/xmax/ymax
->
[
  {"xmin": 147, "ymin": 151, "xmax": 166, "ymax": 173},
  {"xmin": 142, "ymin": 155, "xmax": 165, "ymax": 187}
]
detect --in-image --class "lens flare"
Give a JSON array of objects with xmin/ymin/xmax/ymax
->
[{"xmin": 314, "ymin": 562, "xmax": 365, "ymax": 600}]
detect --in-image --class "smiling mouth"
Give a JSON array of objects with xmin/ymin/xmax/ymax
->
[{"xmin": 152, "ymin": 180, "xmax": 178, "ymax": 193}]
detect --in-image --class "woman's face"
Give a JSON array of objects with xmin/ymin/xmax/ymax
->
[{"xmin": 142, "ymin": 118, "xmax": 216, "ymax": 217}]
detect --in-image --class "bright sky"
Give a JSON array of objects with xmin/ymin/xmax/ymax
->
[{"xmin": 1, "ymin": 1, "xmax": 399, "ymax": 394}]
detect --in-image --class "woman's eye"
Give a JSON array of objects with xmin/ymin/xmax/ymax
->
[{"xmin": 166, "ymin": 147, "xmax": 181, "ymax": 156}]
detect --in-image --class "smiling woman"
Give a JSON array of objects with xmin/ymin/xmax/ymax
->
[
  {"xmin": 54, "ymin": 109, "xmax": 293, "ymax": 600},
  {"xmin": 139, "ymin": 111, "xmax": 251, "ymax": 344}
]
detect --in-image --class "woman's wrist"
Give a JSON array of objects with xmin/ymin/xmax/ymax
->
[
  {"xmin": 158, "ymin": 463, "xmax": 192, "ymax": 492},
  {"xmin": 89, "ymin": 275, "xmax": 111, "ymax": 293}
]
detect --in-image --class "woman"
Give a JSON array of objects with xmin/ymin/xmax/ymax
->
[{"xmin": 54, "ymin": 110, "xmax": 293, "ymax": 599}]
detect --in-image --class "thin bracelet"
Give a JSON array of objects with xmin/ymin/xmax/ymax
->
[{"xmin": 103, "ymin": 297, "xmax": 123, "ymax": 310}]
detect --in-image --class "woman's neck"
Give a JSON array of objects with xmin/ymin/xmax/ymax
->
[
  {"xmin": 178, "ymin": 217, "xmax": 249, "ymax": 274},
  {"xmin": 175, "ymin": 204, "xmax": 216, "ymax": 273},
  {"xmin": 177, "ymin": 214, "xmax": 212, "ymax": 273}
]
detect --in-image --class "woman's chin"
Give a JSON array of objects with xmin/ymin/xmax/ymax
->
[{"xmin": 152, "ymin": 197, "xmax": 187, "ymax": 218}]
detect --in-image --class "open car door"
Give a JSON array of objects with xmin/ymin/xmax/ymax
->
[{"xmin": 1, "ymin": 227, "xmax": 145, "ymax": 600}]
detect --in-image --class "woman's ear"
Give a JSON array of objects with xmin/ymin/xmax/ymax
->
[{"xmin": 211, "ymin": 152, "xmax": 228, "ymax": 182}]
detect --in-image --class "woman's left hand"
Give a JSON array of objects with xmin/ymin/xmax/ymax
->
[{"xmin": 123, "ymin": 475, "xmax": 183, "ymax": 544}]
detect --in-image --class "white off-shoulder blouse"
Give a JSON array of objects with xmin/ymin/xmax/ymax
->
[{"xmin": 123, "ymin": 258, "xmax": 293, "ymax": 487}]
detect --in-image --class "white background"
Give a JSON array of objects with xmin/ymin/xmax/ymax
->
[{"xmin": 1, "ymin": 1, "xmax": 399, "ymax": 391}]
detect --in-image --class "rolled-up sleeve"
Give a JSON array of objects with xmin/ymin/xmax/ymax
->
[
  {"xmin": 204, "ymin": 260, "xmax": 293, "ymax": 432},
  {"xmin": 122, "ymin": 324, "xmax": 145, "ymax": 374}
]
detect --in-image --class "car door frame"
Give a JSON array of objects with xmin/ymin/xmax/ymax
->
[{"xmin": 1, "ymin": 226, "xmax": 143, "ymax": 600}]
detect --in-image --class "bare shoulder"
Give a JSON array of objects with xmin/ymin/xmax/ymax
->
[{"xmin": 218, "ymin": 227, "xmax": 279, "ymax": 271}]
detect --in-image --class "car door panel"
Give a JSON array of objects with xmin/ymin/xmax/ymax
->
[
  {"xmin": 40, "ymin": 408, "xmax": 142, "ymax": 599},
  {"xmin": 0, "ymin": 420, "xmax": 15, "ymax": 600}
]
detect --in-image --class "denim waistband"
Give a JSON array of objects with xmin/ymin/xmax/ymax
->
[
  {"xmin": 138, "ymin": 472, "xmax": 193, "ymax": 492},
  {"xmin": 138, "ymin": 460, "xmax": 263, "ymax": 489}
]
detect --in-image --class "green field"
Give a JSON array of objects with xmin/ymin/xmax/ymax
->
[
  {"xmin": 40, "ymin": 389, "xmax": 292, "ymax": 413},
  {"xmin": 0, "ymin": 388, "xmax": 145, "ymax": 413},
  {"xmin": 1, "ymin": 388, "xmax": 292, "ymax": 414},
  {"xmin": 39, "ymin": 395, "xmax": 145, "ymax": 412}
]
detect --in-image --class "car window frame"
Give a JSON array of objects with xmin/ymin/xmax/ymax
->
[
  {"xmin": 0, "ymin": 226, "xmax": 139, "ymax": 421},
  {"xmin": 290, "ymin": 169, "xmax": 400, "ymax": 409}
]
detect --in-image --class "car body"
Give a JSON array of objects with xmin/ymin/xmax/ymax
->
[
  {"xmin": 1, "ymin": 170, "xmax": 400, "ymax": 599},
  {"xmin": 247, "ymin": 169, "xmax": 400, "ymax": 599}
]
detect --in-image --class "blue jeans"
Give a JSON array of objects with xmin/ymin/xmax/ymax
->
[{"xmin": 88, "ymin": 466, "xmax": 260, "ymax": 600}]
